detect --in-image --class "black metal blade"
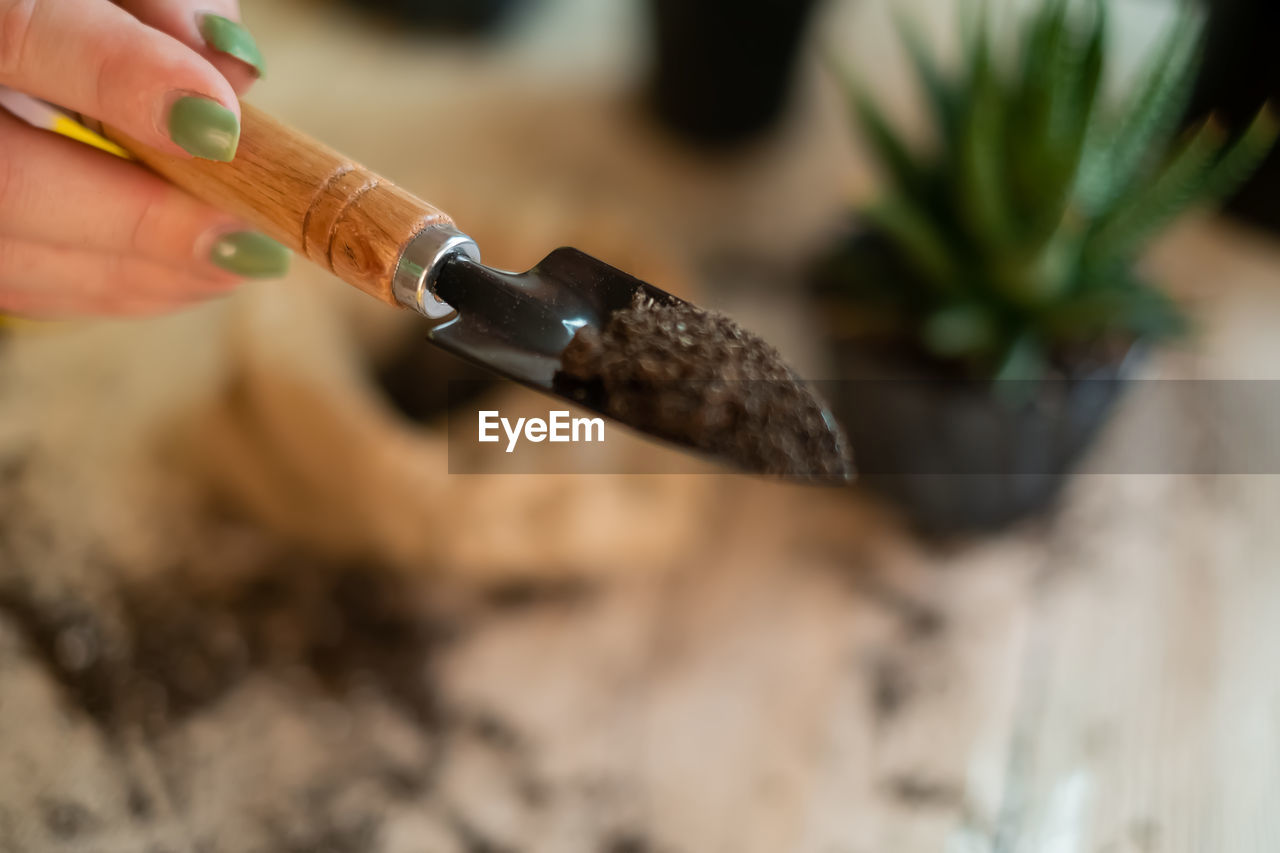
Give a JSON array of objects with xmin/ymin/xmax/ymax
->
[{"xmin": 427, "ymin": 248, "xmax": 680, "ymax": 389}]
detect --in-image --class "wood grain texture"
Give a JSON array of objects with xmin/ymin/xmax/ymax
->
[{"xmin": 106, "ymin": 103, "xmax": 454, "ymax": 306}]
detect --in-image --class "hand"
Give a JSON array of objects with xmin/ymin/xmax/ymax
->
[{"xmin": 0, "ymin": 0, "xmax": 290, "ymax": 318}]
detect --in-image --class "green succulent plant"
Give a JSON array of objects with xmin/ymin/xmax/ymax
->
[{"xmin": 824, "ymin": 0, "xmax": 1277, "ymax": 380}]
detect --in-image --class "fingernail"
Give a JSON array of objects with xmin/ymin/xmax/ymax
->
[
  {"xmin": 198, "ymin": 14, "xmax": 266, "ymax": 77},
  {"xmin": 168, "ymin": 96, "xmax": 240, "ymax": 161},
  {"xmin": 210, "ymin": 232, "xmax": 292, "ymax": 278}
]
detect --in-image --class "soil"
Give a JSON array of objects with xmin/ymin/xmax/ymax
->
[
  {"xmin": 0, "ymin": 496, "xmax": 591, "ymax": 852},
  {"xmin": 557, "ymin": 293, "xmax": 851, "ymax": 479},
  {"xmin": 0, "ymin": 557, "xmax": 458, "ymax": 737}
]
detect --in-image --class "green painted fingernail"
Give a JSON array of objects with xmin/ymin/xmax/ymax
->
[
  {"xmin": 210, "ymin": 232, "xmax": 291, "ymax": 278},
  {"xmin": 199, "ymin": 13, "xmax": 266, "ymax": 77},
  {"xmin": 169, "ymin": 96, "xmax": 240, "ymax": 161}
]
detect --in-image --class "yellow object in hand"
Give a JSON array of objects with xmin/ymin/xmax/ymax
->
[
  {"xmin": 47, "ymin": 114, "xmax": 131, "ymax": 159},
  {"xmin": 0, "ymin": 86, "xmax": 131, "ymax": 159}
]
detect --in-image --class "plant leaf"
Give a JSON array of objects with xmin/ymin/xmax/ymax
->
[
  {"xmin": 1028, "ymin": 0, "xmax": 1105, "ymax": 245},
  {"xmin": 1076, "ymin": 6, "xmax": 1203, "ymax": 218},
  {"xmin": 1000, "ymin": 0, "xmax": 1105, "ymax": 253},
  {"xmin": 1191, "ymin": 105, "xmax": 1280, "ymax": 207},
  {"xmin": 894, "ymin": 10, "xmax": 960, "ymax": 151},
  {"xmin": 1086, "ymin": 118, "xmax": 1225, "ymax": 265},
  {"xmin": 862, "ymin": 198, "xmax": 958, "ymax": 294},
  {"xmin": 1007, "ymin": 0, "xmax": 1069, "ymax": 216},
  {"xmin": 1046, "ymin": 283, "xmax": 1190, "ymax": 341},
  {"xmin": 922, "ymin": 303, "xmax": 998, "ymax": 357},
  {"xmin": 830, "ymin": 57, "xmax": 927, "ymax": 199},
  {"xmin": 993, "ymin": 333, "xmax": 1047, "ymax": 384},
  {"xmin": 956, "ymin": 14, "xmax": 1013, "ymax": 253}
]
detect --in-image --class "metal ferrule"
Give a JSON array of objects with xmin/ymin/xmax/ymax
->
[{"xmin": 392, "ymin": 225, "xmax": 481, "ymax": 319}]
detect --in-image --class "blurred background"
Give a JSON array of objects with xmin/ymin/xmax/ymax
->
[{"xmin": 1, "ymin": 0, "xmax": 1279, "ymax": 850}]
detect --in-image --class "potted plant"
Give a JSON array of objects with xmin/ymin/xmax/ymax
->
[{"xmin": 813, "ymin": 1, "xmax": 1276, "ymax": 533}]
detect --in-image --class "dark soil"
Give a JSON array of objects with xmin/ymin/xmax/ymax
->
[
  {"xmin": 556, "ymin": 293, "xmax": 851, "ymax": 479},
  {"xmin": 0, "ymin": 433, "xmax": 658, "ymax": 850},
  {"xmin": 0, "ymin": 559, "xmax": 458, "ymax": 737}
]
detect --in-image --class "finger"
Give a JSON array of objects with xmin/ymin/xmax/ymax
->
[
  {"xmin": 0, "ymin": 0, "xmax": 241, "ymax": 161},
  {"xmin": 0, "ymin": 110, "xmax": 290, "ymax": 278},
  {"xmin": 0, "ymin": 238, "xmax": 240, "ymax": 318},
  {"xmin": 118, "ymin": 0, "xmax": 264, "ymax": 95}
]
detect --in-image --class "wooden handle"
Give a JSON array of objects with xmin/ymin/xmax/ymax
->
[{"xmin": 105, "ymin": 103, "xmax": 453, "ymax": 307}]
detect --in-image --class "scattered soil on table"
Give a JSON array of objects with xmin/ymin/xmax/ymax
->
[
  {"xmin": 0, "ymin": 559, "xmax": 458, "ymax": 737},
  {"xmin": 0, "ymin": 443, "xmax": 673, "ymax": 851},
  {"xmin": 885, "ymin": 775, "xmax": 964, "ymax": 809},
  {"xmin": 557, "ymin": 293, "xmax": 851, "ymax": 479},
  {"xmin": 870, "ymin": 654, "xmax": 915, "ymax": 724}
]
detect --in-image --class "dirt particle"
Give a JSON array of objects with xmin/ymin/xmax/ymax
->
[
  {"xmin": 605, "ymin": 831, "xmax": 654, "ymax": 853},
  {"xmin": 467, "ymin": 712, "xmax": 524, "ymax": 754},
  {"xmin": 905, "ymin": 606, "xmax": 946, "ymax": 640},
  {"xmin": 40, "ymin": 798, "xmax": 98, "ymax": 840},
  {"xmin": 450, "ymin": 814, "xmax": 517, "ymax": 853},
  {"xmin": 127, "ymin": 785, "xmax": 154, "ymax": 821},
  {"xmin": 266, "ymin": 813, "xmax": 381, "ymax": 853},
  {"xmin": 53, "ymin": 621, "xmax": 99, "ymax": 671},
  {"xmin": 885, "ymin": 776, "xmax": 963, "ymax": 809},
  {"xmin": 847, "ymin": 574, "xmax": 947, "ymax": 641},
  {"xmin": 0, "ymin": 591, "xmax": 123, "ymax": 729},
  {"xmin": 379, "ymin": 765, "xmax": 429, "ymax": 799},
  {"xmin": 518, "ymin": 776, "xmax": 549, "ymax": 809},
  {"xmin": 557, "ymin": 293, "xmax": 850, "ymax": 479},
  {"xmin": 482, "ymin": 578, "xmax": 593, "ymax": 611},
  {"xmin": 870, "ymin": 656, "xmax": 913, "ymax": 723}
]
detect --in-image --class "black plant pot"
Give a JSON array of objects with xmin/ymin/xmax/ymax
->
[
  {"xmin": 646, "ymin": 0, "xmax": 822, "ymax": 146},
  {"xmin": 343, "ymin": 0, "xmax": 530, "ymax": 33},
  {"xmin": 822, "ymin": 342, "xmax": 1137, "ymax": 535}
]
